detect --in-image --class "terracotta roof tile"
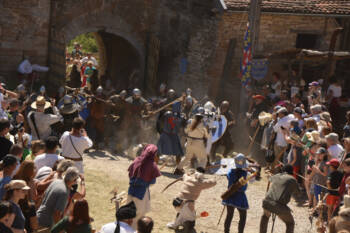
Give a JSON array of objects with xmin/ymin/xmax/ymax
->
[{"xmin": 224, "ymin": 0, "xmax": 350, "ymax": 15}]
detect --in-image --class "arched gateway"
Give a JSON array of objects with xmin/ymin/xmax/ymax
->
[{"xmin": 48, "ymin": 2, "xmax": 146, "ymax": 93}]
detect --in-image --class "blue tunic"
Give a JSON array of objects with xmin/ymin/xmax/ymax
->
[
  {"xmin": 157, "ymin": 115, "xmax": 184, "ymax": 156},
  {"xmin": 128, "ymin": 178, "xmax": 156, "ymax": 200},
  {"xmin": 222, "ymin": 169, "xmax": 249, "ymax": 210}
]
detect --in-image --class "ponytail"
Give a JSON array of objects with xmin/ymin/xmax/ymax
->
[{"xmin": 190, "ymin": 115, "xmax": 203, "ymax": 131}]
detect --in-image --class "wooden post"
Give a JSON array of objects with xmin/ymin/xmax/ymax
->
[
  {"xmin": 248, "ymin": 0, "xmax": 262, "ymax": 56},
  {"xmin": 324, "ymin": 28, "xmax": 343, "ymax": 88},
  {"xmin": 298, "ymin": 55, "xmax": 304, "ymax": 81}
]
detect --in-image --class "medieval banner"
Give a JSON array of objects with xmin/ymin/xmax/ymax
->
[{"xmin": 251, "ymin": 58, "xmax": 269, "ymax": 81}]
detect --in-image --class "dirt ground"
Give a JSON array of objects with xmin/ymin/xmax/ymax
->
[{"xmin": 83, "ymin": 150, "xmax": 316, "ymax": 233}]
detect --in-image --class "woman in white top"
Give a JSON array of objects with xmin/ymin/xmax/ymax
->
[{"xmin": 176, "ymin": 113, "xmax": 209, "ymax": 171}]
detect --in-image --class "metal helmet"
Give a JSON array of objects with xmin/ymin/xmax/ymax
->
[
  {"xmin": 186, "ymin": 88, "xmax": 192, "ymax": 96},
  {"xmin": 204, "ymin": 101, "xmax": 216, "ymax": 112},
  {"xmin": 133, "ymin": 88, "xmax": 141, "ymax": 97},
  {"xmin": 197, "ymin": 107, "xmax": 205, "ymax": 114},
  {"xmin": 63, "ymin": 95, "xmax": 73, "ymax": 105},
  {"xmin": 40, "ymin": 85, "xmax": 46, "ymax": 94},
  {"xmin": 17, "ymin": 84, "xmax": 25, "ymax": 92},
  {"xmin": 168, "ymin": 89, "xmax": 175, "ymax": 97},
  {"xmin": 164, "ymin": 110, "xmax": 173, "ymax": 118},
  {"xmin": 120, "ymin": 90, "xmax": 127, "ymax": 98},
  {"xmin": 221, "ymin": 100, "xmax": 230, "ymax": 108},
  {"xmin": 96, "ymin": 86, "xmax": 103, "ymax": 94},
  {"xmin": 234, "ymin": 153, "xmax": 247, "ymax": 168}
]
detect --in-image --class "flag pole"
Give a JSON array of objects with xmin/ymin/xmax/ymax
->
[{"xmin": 248, "ymin": 0, "xmax": 262, "ymax": 57}]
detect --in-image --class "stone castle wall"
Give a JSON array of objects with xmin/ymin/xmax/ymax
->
[
  {"xmin": 0, "ymin": 0, "xmax": 341, "ymax": 105},
  {"xmin": 0, "ymin": 0, "xmax": 51, "ymax": 85}
]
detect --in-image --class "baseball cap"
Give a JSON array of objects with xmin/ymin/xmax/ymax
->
[
  {"xmin": 277, "ymin": 107, "xmax": 288, "ymax": 114},
  {"xmin": 316, "ymin": 147, "xmax": 327, "ymax": 154},
  {"xmin": 309, "ymin": 81, "xmax": 319, "ymax": 86},
  {"xmin": 293, "ymin": 107, "xmax": 303, "ymax": 115},
  {"xmin": 252, "ymin": 95, "xmax": 265, "ymax": 100},
  {"xmin": 326, "ymin": 159, "xmax": 340, "ymax": 168}
]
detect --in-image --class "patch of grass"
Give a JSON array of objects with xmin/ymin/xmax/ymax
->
[{"xmin": 85, "ymin": 168, "xmax": 129, "ymax": 231}]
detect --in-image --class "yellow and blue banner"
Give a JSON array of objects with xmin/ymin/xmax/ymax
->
[{"xmin": 240, "ymin": 23, "xmax": 252, "ymax": 86}]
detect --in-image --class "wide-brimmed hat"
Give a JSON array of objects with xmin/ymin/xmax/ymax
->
[
  {"xmin": 320, "ymin": 112, "xmax": 332, "ymax": 122},
  {"xmin": 7, "ymin": 180, "xmax": 30, "ymax": 191},
  {"xmin": 31, "ymin": 96, "xmax": 50, "ymax": 109},
  {"xmin": 258, "ymin": 111, "xmax": 272, "ymax": 126},
  {"xmin": 306, "ymin": 131, "xmax": 320, "ymax": 143},
  {"xmin": 59, "ymin": 95, "xmax": 80, "ymax": 114}
]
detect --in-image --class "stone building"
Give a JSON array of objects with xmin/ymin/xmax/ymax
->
[{"xmin": 0, "ymin": 0, "xmax": 350, "ymax": 112}]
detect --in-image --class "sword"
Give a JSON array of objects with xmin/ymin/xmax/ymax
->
[{"xmin": 161, "ymin": 177, "xmax": 183, "ymax": 193}]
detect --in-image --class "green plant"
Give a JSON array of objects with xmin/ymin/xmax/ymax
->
[{"xmin": 67, "ymin": 32, "xmax": 98, "ymax": 54}]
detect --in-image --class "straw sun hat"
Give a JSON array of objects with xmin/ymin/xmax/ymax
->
[{"xmin": 31, "ymin": 96, "xmax": 50, "ymax": 109}]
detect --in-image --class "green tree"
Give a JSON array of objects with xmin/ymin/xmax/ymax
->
[{"xmin": 67, "ymin": 32, "xmax": 98, "ymax": 54}]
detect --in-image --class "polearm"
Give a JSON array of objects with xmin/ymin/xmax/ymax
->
[
  {"xmin": 148, "ymin": 96, "xmax": 184, "ymax": 116},
  {"xmin": 217, "ymin": 206, "xmax": 225, "ymax": 226},
  {"xmin": 247, "ymin": 125, "xmax": 260, "ymax": 155}
]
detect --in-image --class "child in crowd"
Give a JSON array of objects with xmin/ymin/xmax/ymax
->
[
  {"xmin": 326, "ymin": 159, "xmax": 343, "ymax": 222},
  {"xmin": 285, "ymin": 120, "xmax": 302, "ymax": 180},
  {"xmin": 25, "ymin": 140, "xmax": 45, "ymax": 161},
  {"xmin": 309, "ymin": 147, "xmax": 328, "ymax": 211}
]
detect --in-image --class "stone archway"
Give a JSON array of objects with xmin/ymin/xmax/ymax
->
[{"xmin": 48, "ymin": 9, "xmax": 146, "ymax": 93}]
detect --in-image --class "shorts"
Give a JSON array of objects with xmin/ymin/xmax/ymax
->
[
  {"xmin": 313, "ymin": 184, "xmax": 324, "ymax": 201},
  {"xmin": 326, "ymin": 194, "xmax": 340, "ymax": 206}
]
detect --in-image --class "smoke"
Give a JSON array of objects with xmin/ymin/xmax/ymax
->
[{"xmin": 112, "ymin": 119, "xmax": 159, "ymax": 160}]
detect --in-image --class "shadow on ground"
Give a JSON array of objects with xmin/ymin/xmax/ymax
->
[{"xmin": 86, "ymin": 149, "xmax": 120, "ymax": 160}]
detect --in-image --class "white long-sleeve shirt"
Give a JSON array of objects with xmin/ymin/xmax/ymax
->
[
  {"xmin": 27, "ymin": 111, "xmax": 62, "ymax": 140},
  {"xmin": 273, "ymin": 115, "xmax": 293, "ymax": 147}
]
